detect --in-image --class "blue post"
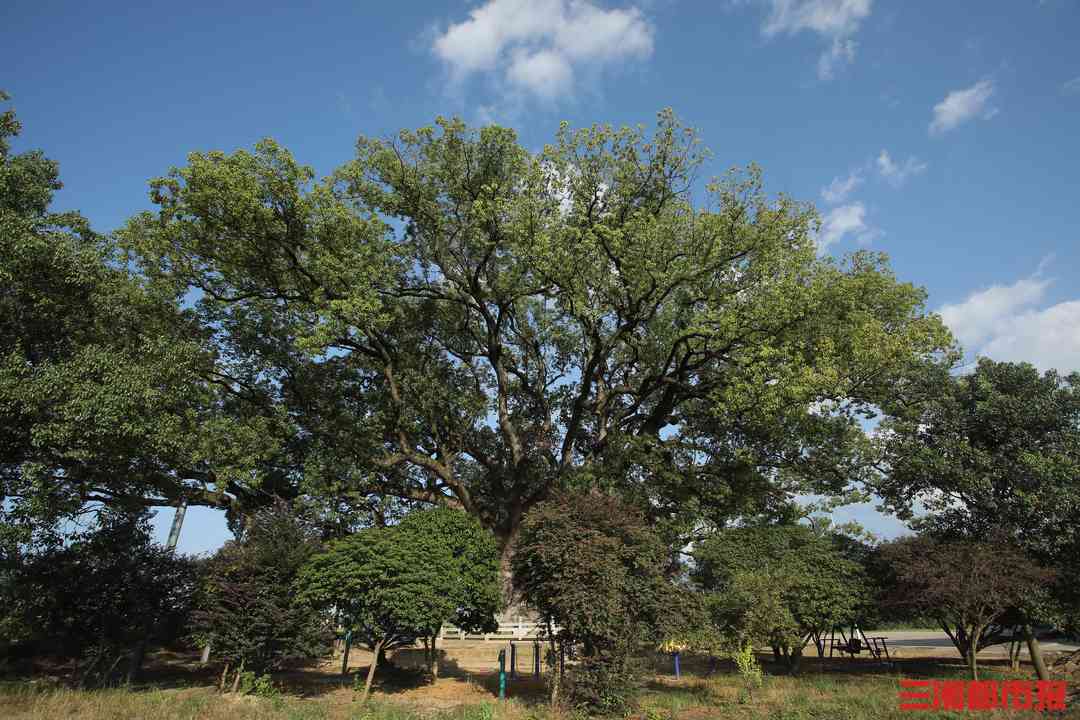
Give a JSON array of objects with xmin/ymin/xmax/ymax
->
[
  {"xmin": 673, "ymin": 651, "xmax": 681, "ymax": 679},
  {"xmin": 498, "ymin": 649, "xmax": 507, "ymax": 699},
  {"xmin": 510, "ymin": 643, "xmax": 517, "ymax": 679}
]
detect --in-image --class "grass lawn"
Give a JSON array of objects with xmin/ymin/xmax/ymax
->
[{"xmin": 0, "ymin": 647, "xmax": 1071, "ymax": 720}]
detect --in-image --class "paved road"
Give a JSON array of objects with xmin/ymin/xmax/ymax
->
[{"xmin": 868, "ymin": 630, "xmax": 1079, "ymax": 657}]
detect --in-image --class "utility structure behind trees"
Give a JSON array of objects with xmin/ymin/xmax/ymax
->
[{"xmin": 121, "ymin": 109, "xmax": 955, "ymax": 572}]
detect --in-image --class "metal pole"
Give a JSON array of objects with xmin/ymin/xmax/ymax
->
[
  {"xmin": 498, "ymin": 649, "xmax": 507, "ymax": 699},
  {"xmin": 534, "ymin": 640, "xmax": 540, "ymax": 679},
  {"xmin": 510, "ymin": 642, "xmax": 517, "ymax": 679},
  {"xmin": 166, "ymin": 499, "xmax": 188, "ymax": 551},
  {"xmin": 674, "ymin": 651, "xmax": 681, "ymax": 679}
]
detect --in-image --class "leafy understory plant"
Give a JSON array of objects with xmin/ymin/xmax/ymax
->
[{"xmin": 732, "ymin": 640, "xmax": 763, "ymax": 703}]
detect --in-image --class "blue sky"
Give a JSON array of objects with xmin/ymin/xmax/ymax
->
[{"xmin": 5, "ymin": 0, "xmax": 1079, "ymax": 552}]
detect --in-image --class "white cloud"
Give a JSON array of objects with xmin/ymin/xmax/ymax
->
[
  {"xmin": 506, "ymin": 49, "xmax": 573, "ymax": 100},
  {"xmin": 431, "ymin": 0, "xmax": 654, "ymax": 101},
  {"xmin": 762, "ymin": 0, "xmax": 872, "ymax": 37},
  {"xmin": 875, "ymin": 149, "xmax": 927, "ymax": 187},
  {"xmin": 929, "ymin": 78, "xmax": 996, "ymax": 135},
  {"xmin": 939, "ymin": 275, "xmax": 1050, "ymax": 349},
  {"xmin": 938, "ymin": 271, "xmax": 1080, "ymax": 372},
  {"xmin": 759, "ymin": 0, "xmax": 873, "ymax": 80},
  {"xmin": 1062, "ymin": 76, "xmax": 1080, "ymax": 95},
  {"xmin": 817, "ymin": 37, "xmax": 856, "ymax": 80},
  {"xmin": 980, "ymin": 301, "xmax": 1080, "ymax": 372},
  {"xmin": 821, "ymin": 170, "xmax": 863, "ymax": 204},
  {"xmin": 818, "ymin": 202, "xmax": 875, "ymax": 251}
]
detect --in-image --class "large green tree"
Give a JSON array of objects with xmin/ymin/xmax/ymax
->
[
  {"xmin": 121, "ymin": 111, "xmax": 954, "ymax": 563},
  {"xmin": 873, "ymin": 358, "xmax": 1080, "ymax": 678},
  {"xmin": 0, "ymin": 93, "xmax": 285, "ymax": 538}
]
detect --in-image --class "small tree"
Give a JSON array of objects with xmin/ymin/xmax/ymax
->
[
  {"xmin": 692, "ymin": 524, "xmax": 867, "ymax": 674},
  {"xmin": 191, "ymin": 504, "xmax": 331, "ymax": 690},
  {"xmin": 878, "ymin": 535, "xmax": 1055, "ymax": 679},
  {"xmin": 512, "ymin": 491, "xmax": 676, "ymax": 714},
  {"xmin": 295, "ymin": 507, "xmax": 500, "ymax": 701}
]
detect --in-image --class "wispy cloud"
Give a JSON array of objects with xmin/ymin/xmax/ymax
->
[
  {"xmin": 939, "ymin": 268, "xmax": 1080, "ymax": 372},
  {"xmin": 817, "ymin": 202, "xmax": 879, "ymax": 251},
  {"xmin": 929, "ymin": 78, "xmax": 997, "ymax": 135},
  {"xmin": 430, "ymin": 0, "xmax": 654, "ymax": 102},
  {"xmin": 759, "ymin": 0, "xmax": 873, "ymax": 80},
  {"xmin": 876, "ymin": 149, "xmax": 927, "ymax": 187},
  {"xmin": 1062, "ymin": 76, "xmax": 1080, "ymax": 95},
  {"xmin": 821, "ymin": 170, "xmax": 863, "ymax": 204}
]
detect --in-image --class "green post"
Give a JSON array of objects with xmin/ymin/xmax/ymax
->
[{"xmin": 498, "ymin": 649, "xmax": 507, "ymax": 699}]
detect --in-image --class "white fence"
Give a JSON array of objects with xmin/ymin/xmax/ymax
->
[{"xmin": 440, "ymin": 620, "xmax": 550, "ymax": 641}]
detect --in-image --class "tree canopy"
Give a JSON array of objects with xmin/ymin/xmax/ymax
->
[
  {"xmin": 0, "ymin": 93, "xmax": 282, "ymax": 540},
  {"xmin": 877, "ymin": 535, "xmax": 1054, "ymax": 680},
  {"xmin": 119, "ymin": 110, "xmax": 954, "ymax": 556},
  {"xmin": 873, "ymin": 358, "xmax": 1080, "ymax": 627}
]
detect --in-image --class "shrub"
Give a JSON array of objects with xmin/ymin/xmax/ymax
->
[
  {"xmin": 191, "ymin": 504, "xmax": 332, "ymax": 689},
  {"xmin": 512, "ymin": 491, "xmax": 677, "ymax": 714},
  {"xmin": 296, "ymin": 507, "xmax": 500, "ymax": 700},
  {"xmin": 2, "ymin": 510, "xmax": 198, "ymax": 686}
]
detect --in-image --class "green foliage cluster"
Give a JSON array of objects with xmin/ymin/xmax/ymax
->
[
  {"xmin": 296, "ymin": 507, "xmax": 500, "ymax": 698},
  {"xmin": 731, "ymin": 639, "xmax": 764, "ymax": 703},
  {"xmin": 513, "ymin": 491, "xmax": 682, "ymax": 714},
  {"xmin": 692, "ymin": 524, "xmax": 867, "ymax": 674},
  {"xmin": 0, "ymin": 92, "xmax": 282, "ymax": 544},
  {"xmin": 874, "ymin": 358, "xmax": 1080, "ymax": 632},
  {"xmin": 0, "ymin": 511, "xmax": 197, "ymax": 686},
  {"xmin": 191, "ymin": 504, "xmax": 332, "ymax": 683}
]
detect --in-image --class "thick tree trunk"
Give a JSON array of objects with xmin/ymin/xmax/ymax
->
[
  {"xmin": 360, "ymin": 639, "xmax": 384, "ymax": 703},
  {"xmin": 497, "ymin": 530, "xmax": 519, "ymax": 602},
  {"xmin": 1022, "ymin": 624, "xmax": 1050, "ymax": 681}
]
